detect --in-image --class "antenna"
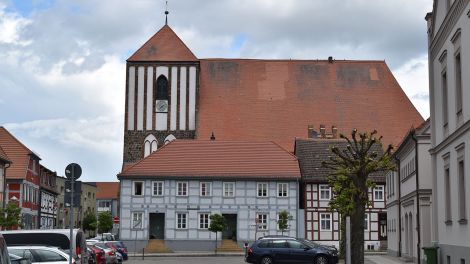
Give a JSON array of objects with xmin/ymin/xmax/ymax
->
[{"xmin": 165, "ymin": 1, "xmax": 169, "ymax": 25}]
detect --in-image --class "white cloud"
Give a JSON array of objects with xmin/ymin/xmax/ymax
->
[{"xmin": 0, "ymin": 3, "xmax": 31, "ymax": 45}]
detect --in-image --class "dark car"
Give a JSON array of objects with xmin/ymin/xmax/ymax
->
[
  {"xmin": 104, "ymin": 242, "xmax": 127, "ymax": 261},
  {"xmin": 245, "ymin": 237, "xmax": 338, "ymax": 264}
]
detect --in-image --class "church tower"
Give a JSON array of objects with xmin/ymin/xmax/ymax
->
[{"xmin": 123, "ymin": 23, "xmax": 199, "ymax": 163}]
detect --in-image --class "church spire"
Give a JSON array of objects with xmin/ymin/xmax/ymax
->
[{"xmin": 165, "ymin": 1, "xmax": 169, "ymax": 25}]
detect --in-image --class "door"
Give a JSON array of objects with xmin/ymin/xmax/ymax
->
[
  {"xmin": 149, "ymin": 213, "xmax": 165, "ymax": 239},
  {"xmin": 222, "ymin": 214, "xmax": 237, "ymax": 240},
  {"xmin": 378, "ymin": 213, "xmax": 387, "ymax": 241}
]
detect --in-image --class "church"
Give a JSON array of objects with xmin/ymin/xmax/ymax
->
[{"xmin": 118, "ymin": 16, "xmax": 423, "ymax": 251}]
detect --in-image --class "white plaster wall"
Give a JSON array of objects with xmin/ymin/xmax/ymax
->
[
  {"xmin": 170, "ymin": 67, "xmax": 178, "ymax": 131},
  {"xmin": 146, "ymin": 67, "xmax": 154, "ymax": 130},
  {"xmin": 137, "ymin": 67, "xmax": 145, "ymax": 131},
  {"xmin": 127, "ymin": 66, "xmax": 135, "ymax": 130},
  {"xmin": 188, "ymin": 67, "xmax": 196, "ymax": 130},
  {"xmin": 179, "ymin": 67, "xmax": 187, "ymax": 130}
]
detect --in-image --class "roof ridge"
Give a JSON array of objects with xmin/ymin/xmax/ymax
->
[
  {"xmin": 199, "ymin": 58, "xmax": 387, "ymax": 63},
  {"xmin": 118, "ymin": 140, "xmax": 175, "ymax": 175}
]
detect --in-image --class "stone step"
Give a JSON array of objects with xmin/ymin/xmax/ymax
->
[
  {"xmin": 145, "ymin": 239, "xmax": 173, "ymax": 253},
  {"xmin": 217, "ymin": 239, "xmax": 242, "ymax": 252}
]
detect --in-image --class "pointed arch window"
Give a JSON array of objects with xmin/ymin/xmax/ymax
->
[
  {"xmin": 155, "ymin": 75, "xmax": 169, "ymax": 100},
  {"xmin": 144, "ymin": 134, "xmax": 158, "ymax": 157}
]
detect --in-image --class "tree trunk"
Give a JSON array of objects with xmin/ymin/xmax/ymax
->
[
  {"xmin": 215, "ymin": 232, "xmax": 218, "ymax": 255},
  {"xmin": 339, "ymin": 214, "xmax": 346, "ymax": 259},
  {"xmin": 350, "ymin": 198, "xmax": 366, "ymax": 264}
]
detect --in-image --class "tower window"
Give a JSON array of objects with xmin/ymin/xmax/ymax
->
[
  {"xmin": 155, "ymin": 75, "xmax": 169, "ymax": 100},
  {"xmin": 144, "ymin": 134, "xmax": 158, "ymax": 157}
]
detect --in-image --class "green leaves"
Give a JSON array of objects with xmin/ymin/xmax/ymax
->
[
  {"xmin": 83, "ymin": 211, "xmax": 97, "ymax": 231},
  {"xmin": 97, "ymin": 211, "xmax": 113, "ymax": 234},
  {"xmin": 277, "ymin": 210, "xmax": 291, "ymax": 234},
  {"xmin": 0, "ymin": 202, "xmax": 22, "ymax": 230},
  {"xmin": 208, "ymin": 213, "xmax": 226, "ymax": 233}
]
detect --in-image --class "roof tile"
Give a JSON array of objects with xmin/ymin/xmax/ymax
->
[{"xmin": 0, "ymin": 127, "xmax": 37, "ymax": 179}]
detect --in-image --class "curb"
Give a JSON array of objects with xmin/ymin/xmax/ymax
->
[{"xmin": 128, "ymin": 252, "xmax": 245, "ymax": 258}]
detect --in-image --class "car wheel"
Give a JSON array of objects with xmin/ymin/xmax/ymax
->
[
  {"xmin": 315, "ymin": 255, "xmax": 328, "ymax": 264},
  {"xmin": 260, "ymin": 256, "xmax": 274, "ymax": 264}
]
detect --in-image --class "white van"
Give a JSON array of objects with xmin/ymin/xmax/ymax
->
[{"xmin": 1, "ymin": 229, "xmax": 87, "ymax": 264}]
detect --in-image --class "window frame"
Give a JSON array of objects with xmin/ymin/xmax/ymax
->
[
  {"xmin": 132, "ymin": 181, "xmax": 144, "ymax": 196},
  {"xmin": 257, "ymin": 182, "xmax": 268, "ymax": 197},
  {"xmin": 277, "ymin": 183, "xmax": 288, "ymax": 197},
  {"xmin": 176, "ymin": 212, "xmax": 188, "ymax": 229},
  {"xmin": 176, "ymin": 181, "xmax": 188, "ymax": 197},
  {"xmin": 223, "ymin": 182, "xmax": 235, "ymax": 197},
  {"xmin": 257, "ymin": 213, "xmax": 268, "ymax": 230},
  {"xmin": 320, "ymin": 213, "xmax": 332, "ymax": 231},
  {"xmin": 152, "ymin": 181, "xmax": 164, "ymax": 196},
  {"xmin": 200, "ymin": 182, "xmax": 212, "ymax": 197},
  {"xmin": 198, "ymin": 213, "xmax": 210, "ymax": 229},
  {"xmin": 319, "ymin": 184, "xmax": 331, "ymax": 200},
  {"xmin": 374, "ymin": 185, "xmax": 384, "ymax": 201},
  {"xmin": 131, "ymin": 212, "xmax": 143, "ymax": 229}
]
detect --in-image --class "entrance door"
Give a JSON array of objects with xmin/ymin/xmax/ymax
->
[
  {"xmin": 378, "ymin": 213, "xmax": 387, "ymax": 241},
  {"xmin": 222, "ymin": 214, "xmax": 237, "ymax": 240},
  {"xmin": 149, "ymin": 213, "xmax": 165, "ymax": 239}
]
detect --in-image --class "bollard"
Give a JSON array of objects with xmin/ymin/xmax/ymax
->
[{"xmin": 142, "ymin": 248, "xmax": 145, "ymax": 260}]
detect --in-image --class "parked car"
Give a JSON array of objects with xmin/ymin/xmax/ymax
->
[
  {"xmin": 2, "ymin": 229, "xmax": 87, "ymax": 264},
  {"xmin": 86, "ymin": 243, "xmax": 116, "ymax": 264},
  {"xmin": 92, "ymin": 234, "xmax": 115, "ymax": 242},
  {"xmin": 0, "ymin": 234, "xmax": 10, "ymax": 264},
  {"xmin": 9, "ymin": 254, "xmax": 31, "ymax": 264},
  {"xmin": 103, "ymin": 242, "xmax": 127, "ymax": 261},
  {"xmin": 8, "ymin": 246, "xmax": 72, "ymax": 264},
  {"xmin": 245, "ymin": 236, "xmax": 338, "ymax": 264}
]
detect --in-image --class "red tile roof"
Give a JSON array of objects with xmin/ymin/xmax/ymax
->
[
  {"xmin": 128, "ymin": 25, "xmax": 198, "ymax": 62},
  {"xmin": 95, "ymin": 182, "xmax": 120, "ymax": 199},
  {"xmin": 196, "ymin": 59, "xmax": 424, "ymax": 151},
  {"xmin": 119, "ymin": 140, "xmax": 301, "ymax": 179},
  {"xmin": 0, "ymin": 127, "xmax": 39, "ymax": 179},
  {"xmin": 0, "ymin": 145, "xmax": 10, "ymax": 163}
]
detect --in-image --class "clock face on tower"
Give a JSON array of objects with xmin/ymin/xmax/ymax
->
[{"xmin": 156, "ymin": 100, "xmax": 168, "ymax": 113}]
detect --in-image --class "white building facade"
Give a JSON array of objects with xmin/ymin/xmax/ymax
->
[
  {"xmin": 426, "ymin": 0, "xmax": 470, "ymax": 262},
  {"xmin": 387, "ymin": 120, "xmax": 432, "ymax": 263}
]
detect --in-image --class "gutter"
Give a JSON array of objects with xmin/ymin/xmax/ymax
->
[
  {"xmin": 411, "ymin": 132, "xmax": 421, "ymax": 263},
  {"xmin": 393, "ymin": 155, "xmax": 402, "ymax": 257}
]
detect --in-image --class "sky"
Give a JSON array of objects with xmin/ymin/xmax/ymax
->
[{"xmin": 0, "ymin": 0, "xmax": 433, "ymax": 182}]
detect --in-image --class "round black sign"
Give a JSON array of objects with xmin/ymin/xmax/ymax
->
[{"xmin": 65, "ymin": 163, "xmax": 82, "ymax": 180}]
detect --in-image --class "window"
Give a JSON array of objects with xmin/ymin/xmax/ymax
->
[
  {"xmin": 177, "ymin": 182, "xmax": 188, "ymax": 196},
  {"xmin": 319, "ymin": 185, "xmax": 331, "ymax": 200},
  {"xmin": 320, "ymin": 213, "xmax": 332, "ymax": 231},
  {"xmin": 364, "ymin": 214, "xmax": 369, "ymax": 231},
  {"xmin": 277, "ymin": 183, "xmax": 288, "ymax": 197},
  {"xmin": 132, "ymin": 212, "xmax": 143, "ymax": 229},
  {"xmin": 152, "ymin": 181, "xmax": 164, "ymax": 196},
  {"xmin": 455, "ymin": 53, "xmax": 463, "ymax": 117},
  {"xmin": 374, "ymin": 186, "xmax": 384, "ymax": 201},
  {"xmin": 458, "ymin": 159, "xmax": 466, "ymax": 221},
  {"xmin": 271, "ymin": 240, "xmax": 288, "ymax": 248},
  {"xmin": 287, "ymin": 240, "xmax": 305, "ymax": 249},
  {"xmin": 223, "ymin": 182, "xmax": 235, "ymax": 197},
  {"xmin": 133, "ymin": 181, "xmax": 144, "ymax": 196},
  {"xmin": 442, "ymin": 71, "xmax": 449, "ymax": 127},
  {"xmin": 144, "ymin": 134, "xmax": 158, "ymax": 158},
  {"xmin": 98, "ymin": 201, "xmax": 111, "ymax": 208},
  {"xmin": 445, "ymin": 167, "xmax": 452, "ymax": 222},
  {"xmin": 35, "ymin": 249, "xmax": 67, "ymax": 262},
  {"xmin": 176, "ymin": 213, "xmax": 187, "ymax": 229},
  {"xmin": 257, "ymin": 213, "xmax": 268, "ymax": 230},
  {"xmin": 200, "ymin": 182, "xmax": 212, "ymax": 196},
  {"xmin": 257, "ymin": 183, "xmax": 268, "ymax": 197},
  {"xmin": 155, "ymin": 75, "xmax": 169, "ymax": 100},
  {"xmin": 199, "ymin": 213, "xmax": 210, "ymax": 229}
]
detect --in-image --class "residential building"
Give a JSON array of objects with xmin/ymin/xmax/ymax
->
[
  {"xmin": 426, "ymin": 0, "xmax": 470, "ymax": 262},
  {"xmin": 295, "ymin": 135, "xmax": 387, "ymax": 250},
  {"xmin": 387, "ymin": 119, "xmax": 432, "ymax": 263},
  {"xmin": 0, "ymin": 127, "xmax": 41, "ymax": 229},
  {"xmin": 38, "ymin": 165, "xmax": 59, "ymax": 229},
  {"xmin": 0, "ymin": 146, "xmax": 11, "ymax": 208},
  {"xmin": 95, "ymin": 182, "xmax": 119, "ymax": 216},
  {"xmin": 118, "ymin": 140, "xmax": 301, "ymax": 251}
]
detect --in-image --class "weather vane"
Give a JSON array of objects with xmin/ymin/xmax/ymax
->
[{"xmin": 165, "ymin": 1, "xmax": 169, "ymax": 25}]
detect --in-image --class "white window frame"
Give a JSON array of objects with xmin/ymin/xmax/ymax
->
[
  {"xmin": 319, "ymin": 184, "xmax": 331, "ymax": 200},
  {"xmin": 257, "ymin": 182, "xmax": 268, "ymax": 197},
  {"xmin": 223, "ymin": 182, "xmax": 235, "ymax": 197},
  {"xmin": 374, "ymin": 185, "xmax": 384, "ymax": 201},
  {"xmin": 320, "ymin": 213, "xmax": 332, "ymax": 231},
  {"xmin": 132, "ymin": 181, "xmax": 144, "ymax": 196},
  {"xmin": 176, "ymin": 212, "xmax": 188, "ymax": 229},
  {"xmin": 177, "ymin": 182, "xmax": 188, "ymax": 196},
  {"xmin": 199, "ymin": 213, "xmax": 210, "ymax": 229},
  {"xmin": 131, "ymin": 212, "xmax": 143, "ymax": 229},
  {"xmin": 152, "ymin": 181, "xmax": 164, "ymax": 196},
  {"xmin": 200, "ymin": 182, "xmax": 212, "ymax": 197},
  {"xmin": 277, "ymin": 183, "xmax": 288, "ymax": 197},
  {"xmin": 257, "ymin": 213, "xmax": 268, "ymax": 230}
]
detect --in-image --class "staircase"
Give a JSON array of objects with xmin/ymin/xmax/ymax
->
[
  {"xmin": 379, "ymin": 240, "xmax": 388, "ymax": 251},
  {"xmin": 145, "ymin": 239, "xmax": 173, "ymax": 253},
  {"xmin": 217, "ymin": 239, "xmax": 243, "ymax": 252}
]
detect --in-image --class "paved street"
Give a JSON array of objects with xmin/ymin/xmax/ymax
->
[{"xmin": 126, "ymin": 254, "xmax": 406, "ymax": 264}]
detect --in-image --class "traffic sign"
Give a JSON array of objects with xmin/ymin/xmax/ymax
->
[
  {"xmin": 65, "ymin": 163, "xmax": 82, "ymax": 180},
  {"xmin": 113, "ymin": 216, "xmax": 120, "ymax": 224}
]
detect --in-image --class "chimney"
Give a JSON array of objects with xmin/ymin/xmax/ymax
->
[
  {"xmin": 328, "ymin": 56, "xmax": 334, "ymax": 63},
  {"xmin": 308, "ymin": 125, "xmax": 318, "ymax": 138},
  {"xmin": 210, "ymin": 132, "xmax": 216, "ymax": 141},
  {"xmin": 332, "ymin": 126, "xmax": 338, "ymax": 138},
  {"xmin": 320, "ymin": 124, "xmax": 326, "ymax": 138}
]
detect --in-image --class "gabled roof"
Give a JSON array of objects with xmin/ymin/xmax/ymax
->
[
  {"xmin": 294, "ymin": 138, "xmax": 386, "ymax": 182},
  {"xmin": 128, "ymin": 25, "xmax": 198, "ymax": 62},
  {"xmin": 0, "ymin": 145, "xmax": 11, "ymax": 163},
  {"xmin": 393, "ymin": 118, "xmax": 431, "ymax": 157},
  {"xmin": 196, "ymin": 59, "xmax": 424, "ymax": 151},
  {"xmin": 119, "ymin": 140, "xmax": 301, "ymax": 179},
  {"xmin": 95, "ymin": 182, "xmax": 120, "ymax": 199},
  {"xmin": 0, "ymin": 127, "xmax": 39, "ymax": 179}
]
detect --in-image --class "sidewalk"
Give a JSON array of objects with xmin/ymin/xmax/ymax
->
[{"xmin": 365, "ymin": 254, "xmax": 408, "ymax": 264}]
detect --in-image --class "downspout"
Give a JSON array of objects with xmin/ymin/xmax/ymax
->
[
  {"xmin": 3, "ymin": 163, "xmax": 11, "ymax": 209},
  {"xmin": 393, "ymin": 155, "xmax": 402, "ymax": 257},
  {"xmin": 411, "ymin": 132, "xmax": 421, "ymax": 263}
]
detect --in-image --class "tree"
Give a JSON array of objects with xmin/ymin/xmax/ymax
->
[
  {"xmin": 0, "ymin": 202, "xmax": 22, "ymax": 230},
  {"xmin": 208, "ymin": 214, "xmax": 226, "ymax": 255},
  {"xmin": 277, "ymin": 210, "xmax": 292, "ymax": 235},
  {"xmin": 322, "ymin": 129, "xmax": 394, "ymax": 264},
  {"xmin": 83, "ymin": 211, "xmax": 97, "ymax": 234},
  {"xmin": 97, "ymin": 211, "xmax": 113, "ymax": 235}
]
